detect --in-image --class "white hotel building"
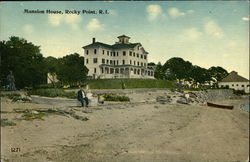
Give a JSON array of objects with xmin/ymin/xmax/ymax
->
[{"xmin": 82, "ymin": 35, "xmax": 155, "ymax": 79}]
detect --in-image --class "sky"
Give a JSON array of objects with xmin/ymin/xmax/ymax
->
[{"xmin": 0, "ymin": 1, "xmax": 249, "ymax": 78}]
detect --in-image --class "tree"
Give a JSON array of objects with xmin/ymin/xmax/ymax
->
[
  {"xmin": 56, "ymin": 53, "xmax": 88, "ymax": 85},
  {"xmin": 147, "ymin": 62, "xmax": 156, "ymax": 66},
  {"xmin": 45, "ymin": 56, "xmax": 59, "ymax": 73},
  {"xmin": 154, "ymin": 62, "xmax": 165, "ymax": 79},
  {"xmin": 163, "ymin": 57, "xmax": 193, "ymax": 81},
  {"xmin": 0, "ymin": 36, "xmax": 47, "ymax": 89},
  {"xmin": 190, "ymin": 65, "xmax": 211, "ymax": 85},
  {"xmin": 208, "ymin": 66, "xmax": 228, "ymax": 82}
]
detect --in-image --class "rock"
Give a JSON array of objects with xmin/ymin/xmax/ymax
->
[
  {"xmin": 176, "ymin": 97, "xmax": 189, "ymax": 104},
  {"xmin": 156, "ymin": 96, "xmax": 172, "ymax": 104}
]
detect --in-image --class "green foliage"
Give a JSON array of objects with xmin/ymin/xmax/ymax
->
[
  {"xmin": 208, "ymin": 66, "xmax": 228, "ymax": 82},
  {"xmin": 152, "ymin": 57, "xmax": 228, "ymax": 86},
  {"xmin": 87, "ymin": 79, "xmax": 173, "ymax": 89},
  {"xmin": 163, "ymin": 57, "xmax": 193, "ymax": 80},
  {"xmin": 56, "ymin": 53, "xmax": 89, "ymax": 85},
  {"xmin": 154, "ymin": 62, "xmax": 165, "ymax": 79},
  {"xmin": 190, "ymin": 65, "xmax": 211, "ymax": 84},
  {"xmin": 28, "ymin": 88, "xmax": 76, "ymax": 99},
  {"xmin": 103, "ymin": 94, "xmax": 130, "ymax": 102},
  {"xmin": 0, "ymin": 37, "xmax": 47, "ymax": 89},
  {"xmin": 233, "ymin": 89, "xmax": 245, "ymax": 95}
]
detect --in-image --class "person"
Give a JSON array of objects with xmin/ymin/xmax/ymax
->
[{"xmin": 77, "ymin": 89, "xmax": 89, "ymax": 107}]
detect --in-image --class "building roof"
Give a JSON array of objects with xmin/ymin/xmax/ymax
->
[
  {"xmin": 83, "ymin": 42, "xmax": 145, "ymax": 51},
  {"xmin": 220, "ymin": 71, "xmax": 249, "ymax": 82},
  {"xmin": 117, "ymin": 35, "xmax": 130, "ymax": 39},
  {"xmin": 83, "ymin": 42, "xmax": 112, "ymax": 49},
  {"xmin": 112, "ymin": 43, "xmax": 140, "ymax": 49}
]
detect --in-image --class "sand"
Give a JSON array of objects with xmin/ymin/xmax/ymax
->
[{"xmin": 1, "ymin": 94, "xmax": 249, "ymax": 162}]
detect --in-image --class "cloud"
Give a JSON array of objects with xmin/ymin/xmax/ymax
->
[
  {"xmin": 65, "ymin": 15, "xmax": 81, "ymax": 30},
  {"xmin": 204, "ymin": 19, "xmax": 223, "ymax": 38},
  {"xmin": 146, "ymin": 4, "xmax": 163, "ymax": 21},
  {"xmin": 167, "ymin": 8, "xmax": 194, "ymax": 19},
  {"xmin": 23, "ymin": 24, "xmax": 34, "ymax": 34},
  {"xmin": 242, "ymin": 17, "xmax": 249, "ymax": 21},
  {"xmin": 87, "ymin": 18, "xmax": 104, "ymax": 31},
  {"xmin": 179, "ymin": 28, "xmax": 203, "ymax": 41},
  {"xmin": 187, "ymin": 10, "xmax": 194, "ymax": 14},
  {"xmin": 168, "ymin": 8, "xmax": 185, "ymax": 18},
  {"xmin": 48, "ymin": 14, "xmax": 81, "ymax": 30},
  {"xmin": 48, "ymin": 14, "xmax": 63, "ymax": 26}
]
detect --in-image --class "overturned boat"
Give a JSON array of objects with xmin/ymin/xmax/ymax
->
[{"xmin": 207, "ymin": 102, "xmax": 234, "ymax": 110}]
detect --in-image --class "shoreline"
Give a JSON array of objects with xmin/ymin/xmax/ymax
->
[{"xmin": 1, "ymin": 95, "xmax": 249, "ymax": 162}]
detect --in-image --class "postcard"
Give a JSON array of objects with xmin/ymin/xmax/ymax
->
[{"xmin": 0, "ymin": 1, "xmax": 249, "ymax": 162}]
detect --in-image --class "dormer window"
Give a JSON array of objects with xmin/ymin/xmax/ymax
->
[{"xmin": 94, "ymin": 49, "xmax": 97, "ymax": 54}]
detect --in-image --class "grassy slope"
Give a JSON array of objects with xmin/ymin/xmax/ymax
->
[{"xmin": 87, "ymin": 79, "xmax": 173, "ymax": 89}]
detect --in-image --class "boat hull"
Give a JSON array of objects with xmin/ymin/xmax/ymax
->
[{"xmin": 207, "ymin": 102, "xmax": 234, "ymax": 110}]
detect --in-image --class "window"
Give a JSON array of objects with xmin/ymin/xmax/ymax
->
[
  {"xmin": 122, "ymin": 60, "xmax": 125, "ymax": 65},
  {"xmin": 86, "ymin": 50, "xmax": 89, "ymax": 55},
  {"xmin": 134, "ymin": 61, "xmax": 136, "ymax": 65},
  {"xmin": 101, "ymin": 68, "xmax": 104, "ymax": 73},
  {"xmin": 130, "ymin": 60, "xmax": 132, "ymax": 65},
  {"xmin": 137, "ymin": 62, "xmax": 139, "ymax": 66},
  {"xmin": 137, "ymin": 54, "xmax": 139, "ymax": 58},
  {"xmin": 102, "ymin": 50, "xmax": 104, "ymax": 54},
  {"xmin": 141, "ymin": 62, "xmax": 143, "ymax": 66},
  {"xmin": 236, "ymin": 84, "xmax": 239, "ymax": 86},
  {"xmin": 141, "ymin": 55, "xmax": 143, "ymax": 59},
  {"xmin": 110, "ymin": 68, "xmax": 114, "ymax": 74},
  {"xmin": 123, "ymin": 51, "xmax": 126, "ymax": 56},
  {"xmin": 94, "ymin": 49, "xmax": 97, "ymax": 54},
  {"xmin": 129, "ymin": 51, "xmax": 132, "ymax": 56},
  {"xmin": 93, "ymin": 58, "xmax": 98, "ymax": 63},
  {"xmin": 232, "ymin": 84, "xmax": 234, "ymax": 87},
  {"xmin": 86, "ymin": 59, "xmax": 89, "ymax": 64},
  {"xmin": 106, "ymin": 59, "xmax": 109, "ymax": 64},
  {"xmin": 111, "ymin": 52, "xmax": 113, "ymax": 56},
  {"xmin": 138, "ymin": 46, "xmax": 139, "ymax": 50},
  {"xmin": 144, "ymin": 63, "xmax": 146, "ymax": 67},
  {"xmin": 117, "ymin": 60, "xmax": 119, "ymax": 65},
  {"xmin": 110, "ymin": 60, "xmax": 113, "ymax": 65},
  {"xmin": 117, "ymin": 52, "xmax": 119, "ymax": 56},
  {"xmin": 242, "ymin": 85, "xmax": 245, "ymax": 87},
  {"xmin": 107, "ymin": 51, "xmax": 109, "ymax": 56},
  {"xmin": 102, "ymin": 59, "xmax": 105, "ymax": 64},
  {"xmin": 247, "ymin": 85, "xmax": 250, "ymax": 87},
  {"xmin": 94, "ymin": 68, "xmax": 96, "ymax": 73},
  {"xmin": 133, "ymin": 52, "xmax": 135, "ymax": 57},
  {"xmin": 144, "ymin": 55, "xmax": 146, "ymax": 59}
]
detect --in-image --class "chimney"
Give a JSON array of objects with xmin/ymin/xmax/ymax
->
[{"xmin": 92, "ymin": 38, "xmax": 96, "ymax": 43}]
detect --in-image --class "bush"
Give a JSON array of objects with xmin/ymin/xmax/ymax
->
[
  {"xmin": 103, "ymin": 94, "xmax": 130, "ymax": 102},
  {"xmin": 28, "ymin": 88, "xmax": 76, "ymax": 99},
  {"xmin": 233, "ymin": 89, "xmax": 245, "ymax": 95}
]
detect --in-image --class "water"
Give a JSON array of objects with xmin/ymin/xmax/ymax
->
[{"xmin": 240, "ymin": 104, "xmax": 249, "ymax": 112}]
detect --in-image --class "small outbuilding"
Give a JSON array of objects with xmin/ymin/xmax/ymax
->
[{"xmin": 218, "ymin": 71, "xmax": 249, "ymax": 93}]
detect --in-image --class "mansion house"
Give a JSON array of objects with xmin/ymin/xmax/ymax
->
[{"xmin": 82, "ymin": 35, "xmax": 155, "ymax": 79}]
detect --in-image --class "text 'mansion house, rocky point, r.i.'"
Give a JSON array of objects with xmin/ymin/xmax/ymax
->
[{"xmin": 83, "ymin": 35, "xmax": 155, "ymax": 79}]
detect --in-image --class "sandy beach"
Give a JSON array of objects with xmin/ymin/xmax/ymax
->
[{"xmin": 1, "ymin": 92, "xmax": 249, "ymax": 162}]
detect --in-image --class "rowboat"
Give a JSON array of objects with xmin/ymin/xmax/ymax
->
[{"xmin": 207, "ymin": 102, "xmax": 234, "ymax": 110}]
